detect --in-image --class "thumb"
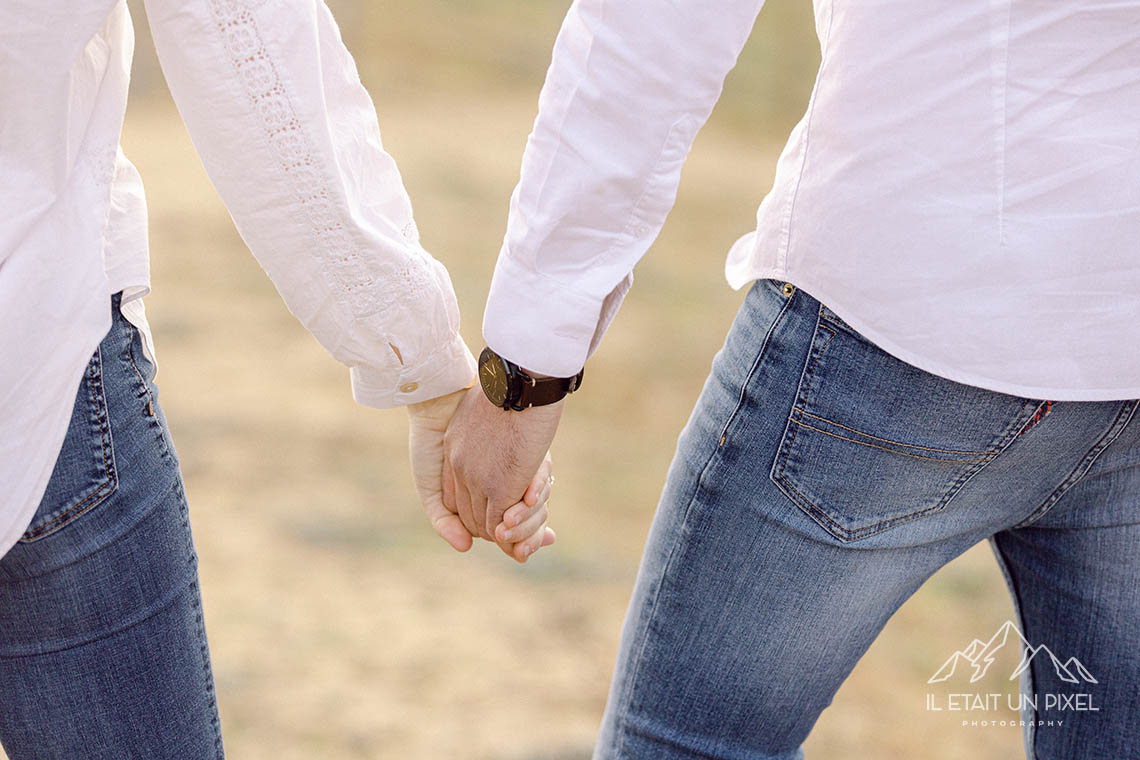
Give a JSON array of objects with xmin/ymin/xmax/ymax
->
[
  {"xmin": 408, "ymin": 411, "xmax": 472, "ymax": 552},
  {"xmin": 422, "ymin": 489, "xmax": 474, "ymax": 553}
]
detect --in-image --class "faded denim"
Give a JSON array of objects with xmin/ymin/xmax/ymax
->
[
  {"xmin": 595, "ymin": 279, "xmax": 1140, "ymax": 760},
  {"xmin": 0, "ymin": 295, "xmax": 224, "ymax": 759}
]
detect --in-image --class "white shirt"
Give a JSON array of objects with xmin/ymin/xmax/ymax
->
[
  {"xmin": 0, "ymin": 0, "xmax": 476, "ymax": 557},
  {"xmin": 484, "ymin": 0, "xmax": 1140, "ymax": 402}
]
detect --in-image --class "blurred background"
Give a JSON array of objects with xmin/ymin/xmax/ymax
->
[{"xmin": 7, "ymin": 1, "xmax": 1029, "ymax": 757}]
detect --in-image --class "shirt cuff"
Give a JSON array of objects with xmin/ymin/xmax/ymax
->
[
  {"xmin": 349, "ymin": 332, "xmax": 477, "ymax": 409},
  {"xmin": 483, "ymin": 250, "xmax": 611, "ymax": 378}
]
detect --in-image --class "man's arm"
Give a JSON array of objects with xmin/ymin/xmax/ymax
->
[
  {"xmin": 485, "ymin": 0, "xmax": 767, "ymax": 376},
  {"xmin": 447, "ymin": 0, "xmax": 767, "ymax": 536}
]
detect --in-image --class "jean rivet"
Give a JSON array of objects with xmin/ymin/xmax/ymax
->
[{"xmin": 782, "ymin": 282, "xmax": 796, "ymax": 297}]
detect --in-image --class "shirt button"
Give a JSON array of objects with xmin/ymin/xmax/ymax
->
[{"xmin": 399, "ymin": 382, "xmax": 419, "ymax": 394}]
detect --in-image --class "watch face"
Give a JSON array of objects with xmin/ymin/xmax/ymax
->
[{"xmin": 478, "ymin": 348, "xmax": 510, "ymax": 408}]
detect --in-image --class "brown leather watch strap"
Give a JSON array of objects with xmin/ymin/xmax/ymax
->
[{"xmin": 514, "ymin": 369, "xmax": 584, "ymax": 410}]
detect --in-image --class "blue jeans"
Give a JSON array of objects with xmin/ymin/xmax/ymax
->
[
  {"xmin": 0, "ymin": 296, "xmax": 224, "ymax": 759},
  {"xmin": 594, "ymin": 280, "xmax": 1140, "ymax": 760}
]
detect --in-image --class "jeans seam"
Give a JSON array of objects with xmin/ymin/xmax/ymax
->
[
  {"xmin": 1015, "ymin": 400, "xmax": 1054, "ymax": 438},
  {"xmin": 1013, "ymin": 401, "xmax": 1138, "ymax": 529},
  {"xmin": 124, "ymin": 329, "xmax": 156, "ymax": 418},
  {"xmin": 717, "ymin": 287, "xmax": 797, "ymax": 446},
  {"xmin": 785, "ymin": 305, "xmax": 834, "ymax": 419},
  {"xmin": 175, "ymin": 477, "xmax": 224, "ymax": 758},
  {"xmin": 769, "ymin": 310, "xmax": 828, "ymax": 530},
  {"xmin": 611, "ymin": 469, "xmax": 716, "ymax": 759},
  {"xmin": 818, "ymin": 309, "xmax": 862, "ymax": 342},
  {"xmin": 20, "ymin": 348, "xmax": 119, "ymax": 543},
  {"xmin": 989, "ymin": 535, "xmax": 1038, "ymax": 759},
  {"xmin": 612, "ymin": 286, "xmax": 792, "ymax": 758},
  {"xmin": 124, "ymin": 323, "xmax": 177, "ymax": 465}
]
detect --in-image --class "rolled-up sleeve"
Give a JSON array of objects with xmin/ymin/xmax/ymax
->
[
  {"xmin": 143, "ymin": 0, "xmax": 476, "ymax": 407},
  {"xmin": 484, "ymin": 0, "xmax": 766, "ymax": 378}
]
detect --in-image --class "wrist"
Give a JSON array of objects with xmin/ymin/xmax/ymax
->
[
  {"xmin": 406, "ymin": 378, "xmax": 475, "ymax": 425},
  {"xmin": 477, "ymin": 347, "xmax": 583, "ymax": 411}
]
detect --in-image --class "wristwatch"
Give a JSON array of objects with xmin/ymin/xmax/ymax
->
[{"xmin": 478, "ymin": 347, "xmax": 584, "ymax": 411}]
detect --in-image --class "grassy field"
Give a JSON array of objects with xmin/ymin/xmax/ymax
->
[{"xmin": 6, "ymin": 1, "xmax": 1027, "ymax": 758}]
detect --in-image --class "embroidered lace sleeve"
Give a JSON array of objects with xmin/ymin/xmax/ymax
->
[{"xmin": 143, "ymin": 0, "xmax": 476, "ymax": 407}]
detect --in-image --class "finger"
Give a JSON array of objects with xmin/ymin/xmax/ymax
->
[
  {"xmin": 484, "ymin": 495, "xmax": 512, "ymax": 543},
  {"xmin": 496, "ymin": 535, "xmax": 518, "ymax": 561},
  {"xmin": 495, "ymin": 504, "xmax": 549, "ymax": 545},
  {"xmin": 500, "ymin": 490, "xmax": 550, "ymax": 533},
  {"xmin": 535, "ymin": 480, "xmax": 553, "ymax": 511},
  {"xmin": 417, "ymin": 489, "xmax": 473, "ymax": 553},
  {"xmin": 499, "ymin": 523, "xmax": 556, "ymax": 564},
  {"xmin": 471, "ymin": 491, "xmax": 495, "ymax": 541},
  {"xmin": 494, "ymin": 502, "xmax": 549, "ymax": 560},
  {"xmin": 454, "ymin": 482, "xmax": 479, "ymax": 538},
  {"xmin": 415, "ymin": 478, "xmax": 472, "ymax": 553},
  {"xmin": 513, "ymin": 519, "xmax": 553, "ymax": 563},
  {"xmin": 490, "ymin": 454, "xmax": 552, "ymax": 538},
  {"xmin": 442, "ymin": 456, "xmax": 458, "ymax": 517},
  {"xmin": 523, "ymin": 453, "xmax": 554, "ymax": 507},
  {"xmin": 519, "ymin": 480, "xmax": 552, "ymax": 516},
  {"xmin": 431, "ymin": 512, "xmax": 474, "ymax": 553}
]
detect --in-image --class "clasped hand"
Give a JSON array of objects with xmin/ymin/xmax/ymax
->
[{"xmin": 407, "ymin": 384, "xmax": 563, "ymax": 563}]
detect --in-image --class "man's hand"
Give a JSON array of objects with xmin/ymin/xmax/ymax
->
[
  {"xmin": 442, "ymin": 384, "xmax": 565, "ymax": 558},
  {"xmin": 408, "ymin": 386, "xmax": 555, "ymax": 561}
]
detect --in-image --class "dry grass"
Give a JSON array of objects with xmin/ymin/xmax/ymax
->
[{"xmin": 4, "ymin": 1, "xmax": 1026, "ymax": 757}]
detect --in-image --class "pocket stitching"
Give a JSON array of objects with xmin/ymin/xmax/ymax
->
[
  {"xmin": 776, "ymin": 459, "xmax": 984, "ymax": 540},
  {"xmin": 769, "ymin": 306, "xmax": 1037, "ymax": 542},
  {"xmin": 788, "ymin": 417, "xmax": 990, "ymax": 463},
  {"xmin": 793, "ymin": 409, "xmax": 993, "ymax": 457},
  {"xmin": 20, "ymin": 349, "xmax": 118, "ymax": 542},
  {"xmin": 775, "ymin": 434, "xmax": 1001, "ymax": 540}
]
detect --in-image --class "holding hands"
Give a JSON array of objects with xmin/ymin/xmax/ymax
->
[{"xmin": 407, "ymin": 385, "xmax": 561, "ymax": 562}]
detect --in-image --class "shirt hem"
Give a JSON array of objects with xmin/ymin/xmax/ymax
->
[{"xmin": 732, "ymin": 269, "xmax": 1140, "ymax": 403}]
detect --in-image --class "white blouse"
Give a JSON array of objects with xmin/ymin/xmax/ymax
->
[
  {"xmin": 0, "ymin": 0, "xmax": 476, "ymax": 557},
  {"xmin": 483, "ymin": 0, "xmax": 1140, "ymax": 402}
]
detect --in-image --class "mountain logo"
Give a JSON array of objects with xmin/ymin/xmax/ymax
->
[{"xmin": 928, "ymin": 620, "xmax": 1098, "ymax": 686}]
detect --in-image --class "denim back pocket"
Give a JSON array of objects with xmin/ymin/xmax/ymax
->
[
  {"xmin": 20, "ymin": 348, "xmax": 118, "ymax": 542},
  {"xmin": 770, "ymin": 304, "xmax": 1041, "ymax": 542}
]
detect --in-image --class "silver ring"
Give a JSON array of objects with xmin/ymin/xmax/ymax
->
[{"xmin": 548, "ymin": 475, "xmax": 556, "ymax": 486}]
